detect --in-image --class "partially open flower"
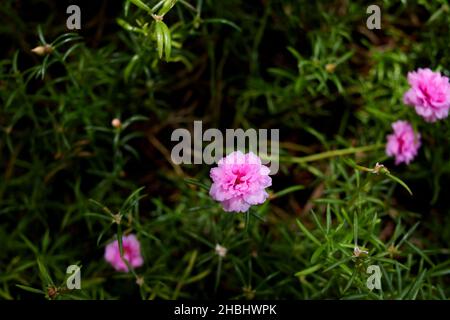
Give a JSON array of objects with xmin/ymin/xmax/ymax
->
[
  {"xmin": 104, "ymin": 234, "xmax": 143, "ymax": 272},
  {"xmin": 371, "ymin": 162, "xmax": 389, "ymax": 175},
  {"xmin": 353, "ymin": 246, "xmax": 368, "ymax": 257},
  {"xmin": 386, "ymin": 120, "xmax": 421, "ymax": 165}
]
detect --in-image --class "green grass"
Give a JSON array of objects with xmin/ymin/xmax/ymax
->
[{"xmin": 0, "ymin": 0, "xmax": 449, "ymax": 300}]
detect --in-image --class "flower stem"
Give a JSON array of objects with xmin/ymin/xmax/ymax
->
[{"xmin": 280, "ymin": 144, "xmax": 384, "ymax": 164}]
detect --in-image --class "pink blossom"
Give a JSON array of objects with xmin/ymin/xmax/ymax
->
[
  {"xmin": 386, "ymin": 120, "xmax": 421, "ymax": 165},
  {"xmin": 104, "ymin": 234, "xmax": 143, "ymax": 272},
  {"xmin": 209, "ymin": 151, "xmax": 272, "ymax": 212},
  {"xmin": 403, "ymin": 68, "xmax": 450, "ymax": 122}
]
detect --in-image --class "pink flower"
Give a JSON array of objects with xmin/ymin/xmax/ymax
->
[
  {"xmin": 386, "ymin": 120, "xmax": 421, "ymax": 165},
  {"xmin": 209, "ymin": 151, "xmax": 272, "ymax": 212},
  {"xmin": 403, "ymin": 68, "xmax": 450, "ymax": 122},
  {"xmin": 104, "ymin": 234, "xmax": 143, "ymax": 272}
]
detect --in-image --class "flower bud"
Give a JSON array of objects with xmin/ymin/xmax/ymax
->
[
  {"xmin": 325, "ymin": 63, "xmax": 336, "ymax": 73},
  {"xmin": 215, "ymin": 244, "xmax": 227, "ymax": 258},
  {"xmin": 111, "ymin": 118, "xmax": 122, "ymax": 129},
  {"xmin": 31, "ymin": 44, "xmax": 53, "ymax": 56}
]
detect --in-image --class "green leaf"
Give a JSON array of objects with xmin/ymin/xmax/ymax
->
[
  {"xmin": 406, "ymin": 241, "xmax": 435, "ymax": 267},
  {"xmin": 122, "ymin": 115, "xmax": 149, "ymax": 129},
  {"xmin": 215, "ymin": 257, "xmax": 223, "ymax": 292},
  {"xmin": 342, "ymin": 269, "xmax": 358, "ymax": 294},
  {"xmin": 160, "ymin": 21, "xmax": 172, "ymax": 60},
  {"xmin": 406, "ymin": 269, "xmax": 427, "ymax": 299},
  {"xmin": 88, "ymin": 199, "xmax": 113, "ymax": 216},
  {"xmin": 20, "ymin": 234, "xmax": 38, "ymax": 255},
  {"xmin": 385, "ymin": 173, "xmax": 412, "ymax": 196},
  {"xmin": 84, "ymin": 212, "xmax": 113, "ymax": 221},
  {"xmin": 123, "ymin": 54, "xmax": 139, "ymax": 82},
  {"xmin": 396, "ymin": 222, "xmax": 420, "ymax": 248},
  {"xmin": 185, "ymin": 231, "xmax": 214, "ymax": 247},
  {"xmin": 310, "ymin": 210, "xmax": 325, "ymax": 235},
  {"xmin": 117, "ymin": 230, "xmax": 124, "ymax": 253},
  {"xmin": 429, "ymin": 268, "xmax": 450, "ymax": 277},
  {"xmin": 158, "ymin": 0, "xmax": 177, "ymax": 16},
  {"xmin": 323, "ymin": 256, "xmax": 353, "ymax": 273},
  {"xmin": 117, "ymin": 18, "xmax": 144, "ymax": 34},
  {"xmin": 202, "ymin": 18, "xmax": 242, "ymax": 32},
  {"xmin": 154, "ymin": 21, "xmax": 164, "ymax": 59},
  {"xmin": 295, "ymin": 264, "xmax": 322, "ymax": 277},
  {"xmin": 37, "ymin": 257, "xmax": 54, "ymax": 286},
  {"xmin": 183, "ymin": 178, "xmax": 210, "ymax": 191},
  {"xmin": 270, "ymin": 185, "xmax": 304, "ymax": 199},
  {"xmin": 97, "ymin": 225, "xmax": 112, "ymax": 246},
  {"xmin": 311, "ymin": 245, "xmax": 326, "ymax": 264},
  {"xmin": 41, "ymin": 230, "xmax": 50, "ymax": 253},
  {"xmin": 296, "ymin": 219, "xmax": 321, "ymax": 246},
  {"xmin": 16, "ymin": 285, "xmax": 45, "ymax": 295},
  {"xmin": 128, "ymin": 0, "xmax": 152, "ymax": 14},
  {"xmin": 185, "ymin": 270, "xmax": 211, "ymax": 284},
  {"xmin": 326, "ymin": 205, "xmax": 331, "ymax": 234}
]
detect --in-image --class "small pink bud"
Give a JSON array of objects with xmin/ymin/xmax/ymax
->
[{"xmin": 111, "ymin": 118, "xmax": 122, "ymax": 129}]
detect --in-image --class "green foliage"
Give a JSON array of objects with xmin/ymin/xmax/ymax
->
[{"xmin": 0, "ymin": 0, "xmax": 449, "ymax": 300}]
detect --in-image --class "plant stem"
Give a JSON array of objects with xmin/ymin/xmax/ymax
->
[{"xmin": 280, "ymin": 144, "xmax": 384, "ymax": 164}]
